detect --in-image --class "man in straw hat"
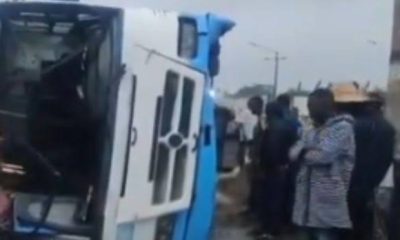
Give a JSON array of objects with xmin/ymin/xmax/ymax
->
[
  {"xmin": 290, "ymin": 88, "xmax": 355, "ymax": 240},
  {"xmin": 332, "ymin": 83, "xmax": 396, "ymax": 240}
]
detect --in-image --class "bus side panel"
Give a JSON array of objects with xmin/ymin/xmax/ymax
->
[
  {"xmin": 173, "ymin": 15, "xmax": 235, "ymax": 240},
  {"xmin": 172, "ymin": 14, "xmax": 213, "ymax": 240}
]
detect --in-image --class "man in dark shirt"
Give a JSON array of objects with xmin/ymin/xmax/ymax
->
[
  {"xmin": 255, "ymin": 101, "xmax": 298, "ymax": 239},
  {"xmin": 348, "ymin": 94, "xmax": 396, "ymax": 240},
  {"xmin": 277, "ymin": 94, "xmax": 302, "ymax": 134},
  {"xmin": 244, "ymin": 96, "xmax": 264, "ymax": 215},
  {"xmin": 276, "ymin": 94, "xmax": 302, "ymax": 225}
]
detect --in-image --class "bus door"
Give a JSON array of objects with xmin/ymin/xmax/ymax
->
[{"xmin": 117, "ymin": 45, "xmax": 205, "ymax": 224}]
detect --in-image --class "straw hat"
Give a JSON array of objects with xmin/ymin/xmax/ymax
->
[{"xmin": 330, "ymin": 82, "xmax": 370, "ymax": 103}]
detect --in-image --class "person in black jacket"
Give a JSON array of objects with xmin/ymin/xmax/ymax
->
[
  {"xmin": 245, "ymin": 96, "xmax": 265, "ymax": 215},
  {"xmin": 276, "ymin": 94, "xmax": 302, "ymax": 225},
  {"xmin": 254, "ymin": 102, "xmax": 298, "ymax": 239},
  {"xmin": 347, "ymin": 94, "xmax": 395, "ymax": 240}
]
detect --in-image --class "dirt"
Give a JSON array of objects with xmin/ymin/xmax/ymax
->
[{"xmin": 213, "ymin": 170, "xmax": 298, "ymax": 240}]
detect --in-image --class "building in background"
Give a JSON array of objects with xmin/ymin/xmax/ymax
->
[{"xmin": 214, "ymin": 84, "xmax": 273, "ymax": 116}]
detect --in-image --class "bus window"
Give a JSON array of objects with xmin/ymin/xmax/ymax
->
[{"xmin": 178, "ymin": 18, "xmax": 198, "ymax": 59}]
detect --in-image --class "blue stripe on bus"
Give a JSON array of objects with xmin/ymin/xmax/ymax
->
[{"xmin": 173, "ymin": 14, "xmax": 234, "ymax": 240}]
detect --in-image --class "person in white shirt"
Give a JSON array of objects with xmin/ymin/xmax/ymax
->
[{"xmin": 235, "ymin": 107, "xmax": 258, "ymax": 167}]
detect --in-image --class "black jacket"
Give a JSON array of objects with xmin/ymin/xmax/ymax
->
[
  {"xmin": 260, "ymin": 118, "xmax": 298, "ymax": 171},
  {"xmin": 350, "ymin": 115, "xmax": 395, "ymax": 194}
]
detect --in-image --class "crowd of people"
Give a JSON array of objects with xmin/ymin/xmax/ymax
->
[{"xmin": 216, "ymin": 83, "xmax": 400, "ymax": 240}]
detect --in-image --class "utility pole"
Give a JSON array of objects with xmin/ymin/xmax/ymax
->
[
  {"xmin": 265, "ymin": 51, "xmax": 287, "ymax": 98},
  {"xmin": 273, "ymin": 52, "xmax": 280, "ymax": 98},
  {"xmin": 249, "ymin": 42, "xmax": 287, "ymax": 98}
]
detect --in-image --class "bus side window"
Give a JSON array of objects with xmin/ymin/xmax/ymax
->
[{"xmin": 178, "ymin": 18, "xmax": 198, "ymax": 59}]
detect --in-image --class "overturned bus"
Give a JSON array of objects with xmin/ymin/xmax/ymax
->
[{"xmin": 0, "ymin": 1, "xmax": 234, "ymax": 239}]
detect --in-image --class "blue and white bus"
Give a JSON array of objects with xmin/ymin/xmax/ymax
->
[{"xmin": 0, "ymin": 1, "xmax": 234, "ymax": 239}]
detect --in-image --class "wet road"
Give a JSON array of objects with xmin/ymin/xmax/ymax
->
[
  {"xmin": 213, "ymin": 169, "xmax": 253, "ymax": 240},
  {"xmin": 213, "ymin": 169, "xmax": 298, "ymax": 240},
  {"xmin": 213, "ymin": 139, "xmax": 298, "ymax": 240}
]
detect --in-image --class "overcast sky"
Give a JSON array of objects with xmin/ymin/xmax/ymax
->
[{"xmin": 122, "ymin": 0, "xmax": 394, "ymax": 93}]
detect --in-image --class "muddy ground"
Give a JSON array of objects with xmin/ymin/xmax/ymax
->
[{"xmin": 213, "ymin": 169, "xmax": 297, "ymax": 240}]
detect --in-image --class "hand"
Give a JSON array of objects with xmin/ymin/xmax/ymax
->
[
  {"xmin": 304, "ymin": 148, "xmax": 320, "ymax": 160},
  {"xmin": 289, "ymin": 142, "xmax": 305, "ymax": 161}
]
